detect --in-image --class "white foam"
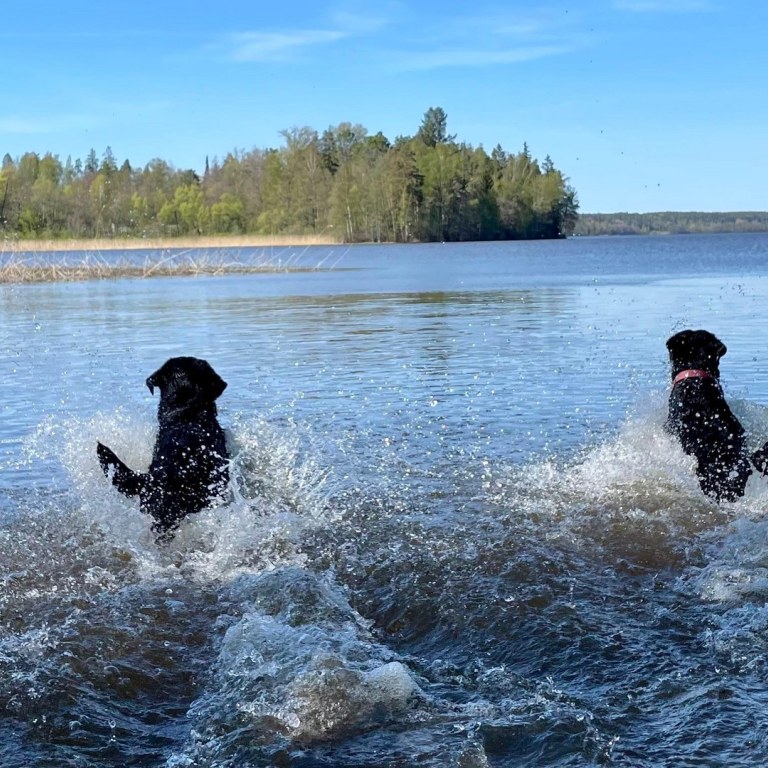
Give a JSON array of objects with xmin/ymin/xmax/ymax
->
[
  {"xmin": 477, "ymin": 392, "xmax": 768, "ymax": 574},
  {"xmin": 362, "ymin": 661, "xmax": 419, "ymax": 708},
  {"xmin": 174, "ymin": 569, "xmax": 420, "ymax": 759},
  {"xmin": 20, "ymin": 410, "xmax": 338, "ymax": 581}
]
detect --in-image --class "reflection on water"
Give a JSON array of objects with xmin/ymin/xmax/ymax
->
[
  {"xmin": 4, "ymin": 236, "xmax": 768, "ymax": 483},
  {"xmin": 3, "ymin": 234, "xmax": 768, "ymax": 766},
  {"xmin": 0, "ymin": 272, "xmax": 589, "ymax": 488}
]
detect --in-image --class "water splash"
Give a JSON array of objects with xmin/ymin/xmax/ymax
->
[{"xmin": 6, "ymin": 394, "xmax": 768, "ymax": 765}]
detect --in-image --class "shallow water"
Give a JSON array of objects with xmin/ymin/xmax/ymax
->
[{"xmin": 3, "ymin": 234, "xmax": 768, "ymax": 766}]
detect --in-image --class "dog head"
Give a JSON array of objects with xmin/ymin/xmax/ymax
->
[
  {"xmin": 146, "ymin": 357, "xmax": 227, "ymax": 414},
  {"xmin": 666, "ymin": 329, "xmax": 726, "ymax": 377}
]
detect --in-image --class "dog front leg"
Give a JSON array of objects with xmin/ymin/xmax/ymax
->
[{"xmin": 97, "ymin": 442, "xmax": 148, "ymax": 497}]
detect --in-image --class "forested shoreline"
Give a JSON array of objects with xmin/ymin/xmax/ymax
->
[
  {"xmin": 575, "ymin": 211, "xmax": 768, "ymax": 236},
  {"xmin": 0, "ymin": 108, "xmax": 578, "ymax": 244}
]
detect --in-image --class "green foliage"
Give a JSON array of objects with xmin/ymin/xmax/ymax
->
[
  {"xmin": 0, "ymin": 107, "xmax": 579, "ymax": 242},
  {"xmin": 417, "ymin": 107, "xmax": 455, "ymax": 148},
  {"xmin": 210, "ymin": 193, "xmax": 246, "ymax": 233},
  {"xmin": 159, "ymin": 184, "xmax": 209, "ymax": 235}
]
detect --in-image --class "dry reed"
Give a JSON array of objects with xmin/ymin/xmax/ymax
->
[
  {"xmin": 1, "ymin": 233, "xmax": 338, "ymax": 254},
  {"xmin": 0, "ymin": 242, "xmax": 342, "ymax": 284}
]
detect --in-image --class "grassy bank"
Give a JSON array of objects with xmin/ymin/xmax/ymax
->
[
  {"xmin": 1, "ymin": 233, "xmax": 339, "ymax": 254},
  {"xmin": 0, "ymin": 234, "xmax": 343, "ymax": 284}
]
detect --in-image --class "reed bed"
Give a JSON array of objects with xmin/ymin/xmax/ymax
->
[
  {"xmin": 0, "ymin": 245, "xmax": 342, "ymax": 284},
  {"xmin": 1, "ymin": 233, "xmax": 337, "ymax": 254}
]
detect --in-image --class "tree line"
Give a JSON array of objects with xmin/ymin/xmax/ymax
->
[
  {"xmin": 0, "ymin": 108, "xmax": 578, "ymax": 243},
  {"xmin": 574, "ymin": 211, "xmax": 768, "ymax": 236}
]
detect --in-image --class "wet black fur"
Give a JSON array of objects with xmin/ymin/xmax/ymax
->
[
  {"xmin": 97, "ymin": 357, "xmax": 229, "ymax": 538},
  {"xmin": 665, "ymin": 329, "xmax": 756, "ymax": 501}
]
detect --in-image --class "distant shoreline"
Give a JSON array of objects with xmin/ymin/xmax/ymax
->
[
  {"xmin": 574, "ymin": 211, "xmax": 768, "ymax": 237},
  {"xmin": 1, "ymin": 234, "xmax": 339, "ymax": 254},
  {"xmin": 4, "ymin": 222, "xmax": 768, "ymax": 256}
]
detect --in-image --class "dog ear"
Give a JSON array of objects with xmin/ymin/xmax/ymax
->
[
  {"xmin": 709, "ymin": 336, "xmax": 727, "ymax": 359},
  {"xmin": 197, "ymin": 360, "xmax": 227, "ymax": 401},
  {"xmin": 146, "ymin": 360, "xmax": 172, "ymax": 394},
  {"xmin": 146, "ymin": 367, "xmax": 163, "ymax": 394},
  {"xmin": 697, "ymin": 330, "xmax": 727, "ymax": 360},
  {"xmin": 666, "ymin": 330, "xmax": 693, "ymax": 356}
]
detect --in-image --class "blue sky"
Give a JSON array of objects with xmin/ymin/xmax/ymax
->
[{"xmin": 1, "ymin": 0, "xmax": 765, "ymax": 213}]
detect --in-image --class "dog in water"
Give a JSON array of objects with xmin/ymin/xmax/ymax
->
[
  {"xmin": 665, "ymin": 329, "xmax": 758, "ymax": 501},
  {"xmin": 97, "ymin": 357, "xmax": 229, "ymax": 539}
]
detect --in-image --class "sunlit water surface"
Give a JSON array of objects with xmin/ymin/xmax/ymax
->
[{"xmin": 3, "ymin": 234, "xmax": 768, "ymax": 766}]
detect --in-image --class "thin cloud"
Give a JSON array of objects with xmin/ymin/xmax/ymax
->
[
  {"xmin": 225, "ymin": 11, "xmax": 390, "ymax": 63},
  {"xmin": 219, "ymin": 8, "xmax": 582, "ymax": 71},
  {"xmin": 390, "ymin": 10, "xmax": 583, "ymax": 71},
  {"xmin": 229, "ymin": 29, "xmax": 346, "ymax": 62}
]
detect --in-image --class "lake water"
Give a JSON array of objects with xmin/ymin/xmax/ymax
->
[{"xmin": 3, "ymin": 233, "xmax": 768, "ymax": 766}]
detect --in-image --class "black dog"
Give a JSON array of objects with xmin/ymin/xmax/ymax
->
[
  {"xmin": 665, "ymin": 329, "xmax": 756, "ymax": 501},
  {"xmin": 97, "ymin": 357, "xmax": 229, "ymax": 538}
]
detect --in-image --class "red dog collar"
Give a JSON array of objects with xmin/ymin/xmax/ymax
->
[{"xmin": 673, "ymin": 369, "xmax": 713, "ymax": 385}]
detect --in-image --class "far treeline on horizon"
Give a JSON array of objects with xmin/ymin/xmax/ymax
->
[{"xmin": 1, "ymin": 106, "xmax": 765, "ymax": 245}]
